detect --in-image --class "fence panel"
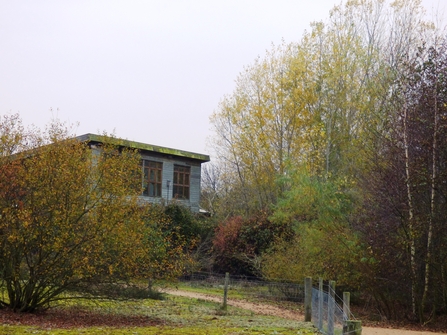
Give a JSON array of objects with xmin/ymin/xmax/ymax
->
[
  {"xmin": 179, "ymin": 272, "xmax": 361, "ymax": 334},
  {"xmin": 312, "ymin": 286, "xmax": 344, "ymax": 334},
  {"xmin": 180, "ymin": 271, "xmax": 304, "ymax": 303}
]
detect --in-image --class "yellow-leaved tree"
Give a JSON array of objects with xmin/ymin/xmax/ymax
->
[
  {"xmin": 210, "ymin": 42, "xmax": 316, "ymax": 215},
  {"xmin": 0, "ymin": 114, "xmax": 188, "ymax": 312}
]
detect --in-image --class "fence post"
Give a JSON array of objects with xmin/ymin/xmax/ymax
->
[
  {"xmin": 222, "ymin": 272, "xmax": 229, "ymax": 310},
  {"xmin": 342, "ymin": 292, "xmax": 362, "ymax": 334},
  {"xmin": 304, "ymin": 277, "xmax": 312, "ymax": 322},
  {"xmin": 345, "ymin": 320, "xmax": 362, "ymax": 335},
  {"xmin": 343, "ymin": 292, "xmax": 350, "ymax": 320},
  {"xmin": 318, "ymin": 278, "xmax": 323, "ymax": 331},
  {"xmin": 342, "ymin": 292, "xmax": 350, "ymax": 335},
  {"xmin": 328, "ymin": 280, "xmax": 336, "ymax": 335}
]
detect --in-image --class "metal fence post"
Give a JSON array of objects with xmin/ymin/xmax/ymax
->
[
  {"xmin": 318, "ymin": 277, "xmax": 323, "ymax": 331},
  {"xmin": 328, "ymin": 280, "xmax": 336, "ymax": 335},
  {"xmin": 304, "ymin": 277, "xmax": 312, "ymax": 322}
]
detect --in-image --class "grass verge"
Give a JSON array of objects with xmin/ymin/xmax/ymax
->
[
  {"xmin": 0, "ymin": 292, "xmax": 319, "ymax": 334},
  {"xmin": 164, "ymin": 281, "xmax": 305, "ymax": 314}
]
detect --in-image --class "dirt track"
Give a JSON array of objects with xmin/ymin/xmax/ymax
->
[{"xmin": 163, "ymin": 289, "xmax": 446, "ymax": 335}]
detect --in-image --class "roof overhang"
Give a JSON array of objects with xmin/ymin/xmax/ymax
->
[{"xmin": 76, "ymin": 133, "xmax": 210, "ymax": 163}]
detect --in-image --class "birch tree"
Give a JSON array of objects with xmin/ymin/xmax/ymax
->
[{"xmin": 360, "ymin": 39, "xmax": 447, "ymax": 321}]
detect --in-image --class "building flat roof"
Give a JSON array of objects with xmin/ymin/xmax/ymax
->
[{"xmin": 76, "ymin": 133, "xmax": 210, "ymax": 163}]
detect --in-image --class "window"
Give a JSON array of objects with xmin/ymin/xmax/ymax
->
[
  {"xmin": 173, "ymin": 165, "xmax": 190, "ymax": 200},
  {"xmin": 142, "ymin": 160, "xmax": 162, "ymax": 197}
]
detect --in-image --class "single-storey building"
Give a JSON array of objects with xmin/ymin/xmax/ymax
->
[{"xmin": 77, "ymin": 134, "xmax": 210, "ymax": 213}]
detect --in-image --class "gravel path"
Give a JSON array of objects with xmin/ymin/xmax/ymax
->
[{"xmin": 163, "ymin": 289, "xmax": 446, "ymax": 335}]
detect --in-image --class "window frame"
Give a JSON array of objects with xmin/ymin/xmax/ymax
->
[
  {"xmin": 173, "ymin": 165, "xmax": 190, "ymax": 200},
  {"xmin": 142, "ymin": 160, "xmax": 163, "ymax": 197}
]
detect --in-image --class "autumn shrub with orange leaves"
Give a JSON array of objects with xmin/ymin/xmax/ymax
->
[
  {"xmin": 212, "ymin": 210, "xmax": 292, "ymax": 276},
  {"xmin": 0, "ymin": 114, "xmax": 189, "ymax": 312}
]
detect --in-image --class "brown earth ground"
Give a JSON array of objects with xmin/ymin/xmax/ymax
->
[{"xmin": 163, "ymin": 288, "xmax": 447, "ymax": 335}]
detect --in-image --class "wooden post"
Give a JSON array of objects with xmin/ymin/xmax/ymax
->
[
  {"xmin": 344, "ymin": 320, "xmax": 362, "ymax": 335},
  {"xmin": 318, "ymin": 278, "xmax": 323, "ymax": 331},
  {"xmin": 342, "ymin": 292, "xmax": 351, "ymax": 335},
  {"xmin": 328, "ymin": 280, "xmax": 336, "ymax": 335},
  {"xmin": 222, "ymin": 272, "xmax": 229, "ymax": 310},
  {"xmin": 304, "ymin": 277, "xmax": 312, "ymax": 322},
  {"xmin": 343, "ymin": 292, "xmax": 350, "ymax": 320}
]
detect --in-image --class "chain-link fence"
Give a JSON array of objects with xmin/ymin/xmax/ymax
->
[{"xmin": 179, "ymin": 272, "xmax": 361, "ymax": 335}]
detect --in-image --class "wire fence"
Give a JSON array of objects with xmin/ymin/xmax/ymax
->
[
  {"xmin": 179, "ymin": 272, "xmax": 361, "ymax": 335},
  {"xmin": 180, "ymin": 271, "xmax": 304, "ymax": 303},
  {"xmin": 311, "ymin": 282, "xmax": 362, "ymax": 335}
]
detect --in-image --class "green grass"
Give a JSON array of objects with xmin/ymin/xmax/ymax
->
[
  {"xmin": 0, "ymin": 292, "xmax": 319, "ymax": 334},
  {"xmin": 167, "ymin": 281, "xmax": 247, "ymax": 299},
  {"xmin": 165, "ymin": 281, "xmax": 305, "ymax": 313},
  {"xmin": 0, "ymin": 326, "xmax": 319, "ymax": 335}
]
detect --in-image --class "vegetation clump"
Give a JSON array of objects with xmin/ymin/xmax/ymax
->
[
  {"xmin": 0, "ymin": 115, "xmax": 189, "ymax": 312},
  {"xmin": 203, "ymin": 0, "xmax": 447, "ymax": 324}
]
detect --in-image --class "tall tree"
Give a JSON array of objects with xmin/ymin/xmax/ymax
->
[
  {"xmin": 359, "ymin": 39, "xmax": 447, "ymax": 321},
  {"xmin": 210, "ymin": 42, "xmax": 315, "ymax": 214},
  {"xmin": 209, "ymin": 0, "xmax": 445, "ymax": 321}
]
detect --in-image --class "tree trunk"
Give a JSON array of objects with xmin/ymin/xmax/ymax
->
[
  {"xmin": 403, "ymin": 100, "xmax": 418, "ymax": 318},
  {"xmin": 421, "ymin": 58, "xmax": 439, "ymax": 321}
]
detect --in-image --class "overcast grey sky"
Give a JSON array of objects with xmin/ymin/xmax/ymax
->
[{"xmin": 0, "ymin": 0, "xmax": 444, "ymax": 155}]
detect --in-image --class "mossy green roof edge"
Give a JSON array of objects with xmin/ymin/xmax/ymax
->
[{"xmin": 76, "ymin": 133, "xmax": 210, "ymax": 162}]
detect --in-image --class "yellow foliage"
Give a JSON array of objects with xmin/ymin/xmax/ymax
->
[{"xmin": 0, "ymin": 119, "xmax": 189, "ymax": 311}]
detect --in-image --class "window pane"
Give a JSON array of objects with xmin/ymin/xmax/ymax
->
[
  {"xmin": 173, "ymin": 165, "xmax": 190, "ymax": 200},
  {"xmin": 142, "ymin": 160, "xmax": 163, "ymax": 197}
]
